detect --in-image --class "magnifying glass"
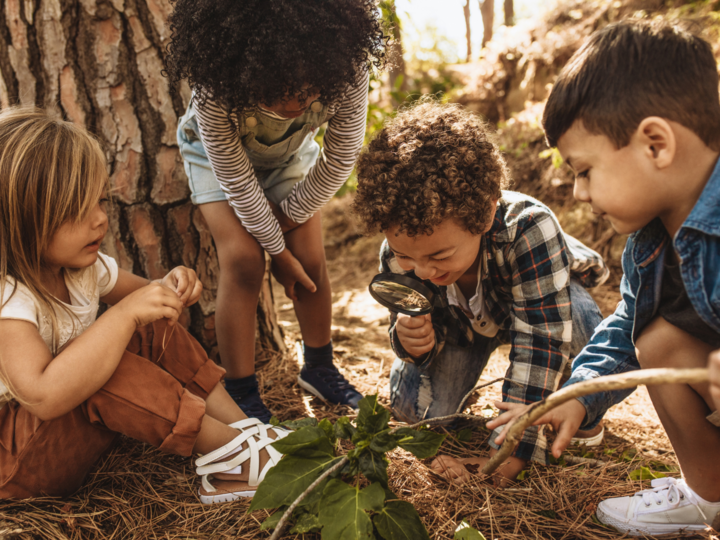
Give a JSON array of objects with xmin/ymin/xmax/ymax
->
[{"xmin": 368, "ymin": 273, "xmax": 447, "ymax": 316}]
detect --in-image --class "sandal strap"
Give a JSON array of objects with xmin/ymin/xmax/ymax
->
[
  {"xmin": 196, "ymin": 430, "xmax": 256, "ymax": 467},
  {"xmin": 197, "ymin": 434, "xmax": 284, "ymax": 487},
  {"xmin": 229, "ymin": 420, "xmax": 291, "ymax": 440}
]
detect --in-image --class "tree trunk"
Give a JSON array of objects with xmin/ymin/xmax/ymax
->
[
  {"xmin": 480, "ymin": 0, "xmax": 494, "ymax": 47},
  {"xmin": 504, "ymin": 0, "xmax": 514, "ymax": 27},
  {"xmin": 463, "ymin": 0, "xmax": 472, "ymax": 63},
  {"xmin": 382, "ymin": 0, "xmax": 406, "ymax": 104},
  {"xmin": 0, "ymin": 0, "xmax": 285, "ymax": 360}
]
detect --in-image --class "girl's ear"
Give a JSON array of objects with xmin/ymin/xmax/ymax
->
[{"xmin": 634, "ymin": 116, "xmax": 676, "ymax": 169}]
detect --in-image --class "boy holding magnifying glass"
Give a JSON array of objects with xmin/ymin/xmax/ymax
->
[{"xmin": 352, "ymin": 100, "xmax": 609, "ymax": 484}]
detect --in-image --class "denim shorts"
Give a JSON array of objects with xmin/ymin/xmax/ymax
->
[{"xmin": 176, "ymin": 114, "xmax": 320, "ymax": 206}]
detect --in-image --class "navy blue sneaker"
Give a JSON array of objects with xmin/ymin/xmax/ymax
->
[
  {"xmin": 298, "ymin": 364, "xmax": 363, "ymax": 408},
  {"xmin": 235, "ymin": 391, "xmax": 273, "ymax": 423}
]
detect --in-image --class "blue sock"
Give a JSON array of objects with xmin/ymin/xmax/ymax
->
[
  {"xmin": 303, "ymin": 341, "xmax": 334, "ymax": 368},
  {"xmin": 224, "ymin": 374, "xmax": 259, "ymax": 400}
]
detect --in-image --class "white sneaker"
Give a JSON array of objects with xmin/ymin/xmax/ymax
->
[{"xmin": 596, "ymin": 477, "xmax": 720, "ymax": 537}]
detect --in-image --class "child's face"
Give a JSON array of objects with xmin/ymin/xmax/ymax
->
[
  {"xmin": 386, "ymin": 216, "xmax": 492, "ymax": 287},
  {"xmin": 44, "ymin": 200, "xmax": 108, "ymax": 271},
  {"xmin": 557, "ymin": 120, "xmax": 668, "ymax": 235}
]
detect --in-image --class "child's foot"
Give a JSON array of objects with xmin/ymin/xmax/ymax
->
[
  {"xmin": 234, "ymin": 391, "xmax": 272, "ymax": 423},
  {"xmin": 196, "ymin": 423, "xmax": 288, "ymax": 503},
  {"xmin": 297, "ymin": 364, "xmax": 363, "ymax": 408},
  {"xmin": 596, "ymin": 477, "xmax": 720, "ymax": 536}
]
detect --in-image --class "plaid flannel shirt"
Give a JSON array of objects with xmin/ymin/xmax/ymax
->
[{"xmin": 381, "ymin": 191, "xmax": 609, "ymax": 463}]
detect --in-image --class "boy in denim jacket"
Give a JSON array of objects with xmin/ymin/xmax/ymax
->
[
  {"xmin": 492, "ymin": 20, "xmax": 720, "ymax": 536},
  {"xmin": 352, "ymin": 101, "xmax": 609, "ymax": 485}
]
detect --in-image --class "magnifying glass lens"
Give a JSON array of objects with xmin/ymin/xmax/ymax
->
[{"xmin": 369, "ymin": 280, "xmax": 432, "ymax": 313}]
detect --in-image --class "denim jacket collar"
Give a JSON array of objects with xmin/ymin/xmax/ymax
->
[{"xmin": 682, "ymin": 156, "xmax": 720, "ymax": 237}]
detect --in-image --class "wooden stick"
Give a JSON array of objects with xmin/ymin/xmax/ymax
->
[{"xmin": 481, "ymin": 368, "xmax": 709, "ymax": 476}]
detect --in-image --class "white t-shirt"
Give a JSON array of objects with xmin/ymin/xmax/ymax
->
[
  {"xmin": 447, "ymin": 260, "xmax": 500, "ymax": 339},
  {"xmin": 0, "ymin": 253, "xmax": 119, "ymax": 403}
]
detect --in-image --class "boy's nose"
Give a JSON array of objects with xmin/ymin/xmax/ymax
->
[
  {"xmin": 573, "ymin": 178, "xmax": 591, "ymax": 203},
  {"xmin": 414, "ymin": 264, "xmax": 436, "ymax": 280}
]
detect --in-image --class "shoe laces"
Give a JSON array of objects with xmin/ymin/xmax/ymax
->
[
  {"xmin": 636, "ymin": 478, "xmax": 707, "ymax": 520},
  {"xmin": 307, "ymin": 366, "xmax": 355, "ymax": 395}
]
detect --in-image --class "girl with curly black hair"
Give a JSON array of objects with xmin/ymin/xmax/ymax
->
[{"xmin": 165, "ymin": 0, "xmax": 387, "ymax": 423}]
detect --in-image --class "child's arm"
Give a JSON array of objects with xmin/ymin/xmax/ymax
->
[
  {"xmin": 0, "ymin": 282, "xmax": 183, "ymax": 420},
  {"xmin": 102, "ymin": 266, "xmax": 203, "ymax": 307},
  {"xmin": 710, "ymin": 349, "xmax": 720, "ymax": 412}
]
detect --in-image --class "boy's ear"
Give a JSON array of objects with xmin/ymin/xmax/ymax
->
[{"xmin": 634, "ymin": 117, "xmax": 676, "ymax": 169}]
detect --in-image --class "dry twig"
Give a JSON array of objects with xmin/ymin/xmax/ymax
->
[{"xmin": 482, "ymin": 368, "xmax": 709, "ymax": 476}]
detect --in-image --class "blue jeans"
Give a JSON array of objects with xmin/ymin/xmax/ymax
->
[{"xmin": 389, "ymin": 279, "xmax": 604, "ymax": 423}]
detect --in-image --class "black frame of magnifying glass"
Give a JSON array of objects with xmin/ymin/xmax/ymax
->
[{"xmin": 368, "ymin": 272, "xmax": 445, "ymax": 316}]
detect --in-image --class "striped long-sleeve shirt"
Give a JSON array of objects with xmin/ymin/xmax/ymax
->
[{"xmin": 194, "ymin": 71, "xmax": 369, "ymax": 255}]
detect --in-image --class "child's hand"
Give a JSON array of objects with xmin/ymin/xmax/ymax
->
[
  {"xmin": 488, "ymin": 399, "xmax": 587, "ymax": 459},
  {"xmin": 271, "ymin": 248, "xmax": 317, "ymax": 301},
  {"xmin": 710, "ymin": 349, "xmax": 720, "ymax": 412},
  {"xmin": 430, "ymin": 453, "xmax": 527, "ymax": 488},
  {"xmin": 396, "ymin": 313, "xmax": 435, "ymax": 359},
  {"xmin": 115, "ymin": 282, "xmax": 185, "ymax": 328},
  {"xmin": 160, "ymin": 266, "xmax": 203, "ymax": 307}
]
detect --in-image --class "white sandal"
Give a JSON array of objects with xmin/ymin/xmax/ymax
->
[
  {"xmin": 228, "ymin": 417, "xmax": 291, "ymax": 440},
  {"xmin": 195, "ymin": 428, "xmax": 284, "ymax": 504}
]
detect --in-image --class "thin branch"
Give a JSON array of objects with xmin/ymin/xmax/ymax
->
[
  {"xmin": 455, "ymin": 377, "xmax": 520, "ymax": 416},
  {"xmin": 481, "ymin": 368, "xmax": 709, "ymax": 476},
  {"xmin": 268, "ymin": 456, "xmax": 348, "ymax": 540},
  {"xmin": 561, "ymin": 455, "xmax": 625, "ymax": 469}
]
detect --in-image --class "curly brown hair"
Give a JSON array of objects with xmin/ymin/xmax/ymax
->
[{"xmin": 352, "ymin": 100, "xmax": 509, "ymax": 237}]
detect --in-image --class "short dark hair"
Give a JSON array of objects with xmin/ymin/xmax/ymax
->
[
  {"xmin": 352, "ymin": 100, "xmax": 509, "ymax": 237},
  {"xmin": 543, "ymin": 19, "xmax": 720, "ymax": 150},
  {"xmin": 164, "ymin": 0, "xmax": 388, "ymax": 114}
]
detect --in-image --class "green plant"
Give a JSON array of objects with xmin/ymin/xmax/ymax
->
[{"xmin": 250, "ymin": 395, "xmax": 446, "ymax": 539}]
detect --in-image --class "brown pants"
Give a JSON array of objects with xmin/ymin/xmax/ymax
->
[{"xmin": 0, "ymin": 319, "xmax": 225, "ymax": 498}]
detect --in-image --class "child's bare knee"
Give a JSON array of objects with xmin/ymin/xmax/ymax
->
[
  {"xmin": 635, "ymin": 317, "xmax": 702, "ymax": 368},
  {"xmin": 222, "ymin": 249, "xmax": 266, "ymax": 290}
]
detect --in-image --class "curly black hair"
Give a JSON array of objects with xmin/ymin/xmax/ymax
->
[
  {"xmin": 164, "ymin": 0, "xmax": 388, "ymax": 113},
  {"xmin": 352, "ymin": 100, "xmax": 509, "ymax": 237}
]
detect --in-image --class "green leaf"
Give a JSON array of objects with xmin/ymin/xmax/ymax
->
[
  {"xmin": 271, "ymin": 426, "xmax": 334, "ymax": 458},
  {"xmin": 319, "ymin": 480, "xmax": 385, "ymax": 540},
  {"xmin": 534, "ymin": 509, "xmax": 557, "ymax": 519},
  {"xmin": 359, "ymin": 449, "xmax": 389, "ymax": 487},
  {"xmin": 269, "ymin": 416, "xmax": 280, "ymax": 427},
  {"xmin": 249, "ymin": 455, "xmax": 341, "ymax": 511},
  {"xmin": 373, "ymin": 500, "xmax": 430, "ymax": 540},
  {"xmin": 454, "ymin": 519, "xmax": 486, "ymax": 540},
  {"xmin": 394, "ymin": 428, "xmax": 446, "ymax": 459},
  {"xmin": 516, "ymin": 470, "xmax": 529, "ymax": 481},
  {"xmin": 369, "ymin": 430, "xmax": 401, "ymax": 454},
  {"xmin": 456, "ymin": 428, "xmax": 473, "ymax": 443},
  {"xmin": 357, "ymin": 395, "xmax": 390, "ymax": 435},
  {"xmin": 621, "ymin": 448, "xmax": 638, "ymax": 462},
  {"xmin": 291, "ymin": 512, "xmax": 323, "ymax": 534},
  {"xmin": 334, "ymin": 416, "xmax": 358, "ymax": 440},
  {"xmin": 628, "ymin": 467, "xmax": 666, "ymax": 481},
  {"xmin": 260, "ymin": 507, "xmax": 287, "ymax": 531},
  {"xmin": 281, "ymin": 417, "xmax": 319, "ymax": 430},
  {"xmin": 318, "ymin": 418, "xmax": 337, "ymax": 444}
]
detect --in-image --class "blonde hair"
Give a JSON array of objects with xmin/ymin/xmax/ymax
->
[{"xmin": 0, "ymin": 107, "xmax": 109, "ymax": 396}]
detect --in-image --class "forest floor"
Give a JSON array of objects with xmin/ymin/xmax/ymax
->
[{"xmin": 3, "ymin": 195, "xmax": 716, "ymax": 540}]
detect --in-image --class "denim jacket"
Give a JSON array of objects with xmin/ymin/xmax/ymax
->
[{"xmin": 566, "ymin": 158, "xmax": 720, "ymax": 428}]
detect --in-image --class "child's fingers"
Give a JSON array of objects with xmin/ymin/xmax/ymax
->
[
  {"xmin": 186, "ymin": 279, "xmax": 203, "ymax": 306},
  {"xmin": 284, "ymin": 282, "xmax": 298, "ymax": 302},
  {"xmin": 296, "ymin": 270, "xmax": 317, "ymax": 294},
  {"xmin": 397, "ymin": 314, "xmax": 427, "ymax": 329},
  {"xmin": 551, "ymin": 421, "xmax": 576, "ymax": 458},
  {"xmin": 398, "ymin": 324, "xmax": 434, "ymax": 339}
]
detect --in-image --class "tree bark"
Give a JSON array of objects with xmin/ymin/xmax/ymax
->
[
  {"xmin": 480, "ymin": 0, "xmax": 494, "ymax": 47},
  {"xmin": 504, "ymin": 0, "xmax": 514, "ymax": 27},
  {"xmin": 463, "ymin": 0, "xmax": 472, "ymax": 63},
  {"xmin": 0, "ymin": 0, "xmax": 285, "ymax": 360},
  {"xmin": 382, "ymin": 0, "xmax": 406, "ymax": 104}
]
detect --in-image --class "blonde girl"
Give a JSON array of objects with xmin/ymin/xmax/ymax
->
[{"xmin": 0, "ymin": 107, "xmax": 286, "ymax": 502}]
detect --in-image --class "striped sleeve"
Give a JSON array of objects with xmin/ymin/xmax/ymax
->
[
  {"xmin": 193, "ymin": 96, "xmax": 286, "ymax": 254},
  {"xmin": 279, "ymin": 69, "xmax": 369, "ymax": 223}
]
